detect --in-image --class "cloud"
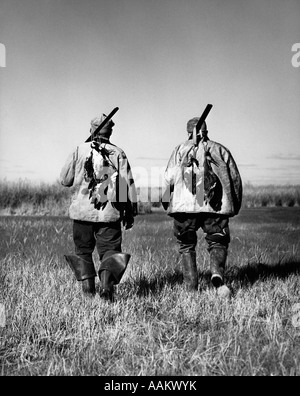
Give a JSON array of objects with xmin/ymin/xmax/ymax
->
[
  {"xmin": 136, "ymin": 157, "xmax": 168, "ymax": 161},
  {"xmin": 266, "ymin": 154, "xmax": 300, "ymax": 161},
  {"xmin": 238, "ymin": 163, "xmax": 257, "ymax": 168},
  {"xmin": 0, "ymin": 164, "xmax": 37, "ymax": 176}
]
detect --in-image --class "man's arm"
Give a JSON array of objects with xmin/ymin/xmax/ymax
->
[
  {"xmin": 227, "ymin": 153, "xmax": 243, "ymax": 214},
  {"xmin": 60, "ymin": 147, "xmax": 77, "ymax": 187},
  {"xmin": 118, "ymin": 152, "xmax": 138, "ymax": 229},
  {"xmin": 161, "ymin": 146, "xmax": 179, "ymax": 210}
]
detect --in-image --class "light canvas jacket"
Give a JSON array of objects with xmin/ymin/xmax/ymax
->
[
  {"xmin": 163, "ymin": 138, "xmax": 242, "ymax": 217},
  {"xmin": 60, "ymin": 139, "xmax": 136, "ymax": 222}
]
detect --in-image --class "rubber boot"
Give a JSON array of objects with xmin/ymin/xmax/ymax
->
[
  {"xmin": 99, "ymin": 269, "xmax": 114, "ymax": 302},
  {"xmin": 210, "ymin": 248, "xmax": 226, "ymax": 287},
  {"xmin": 82, "ymin": 278, "xmax": 96, "ymax": 296},
  {"xmin": 64, "ymin": 255, "xmax": 96, "ymax": 296},
  {"xmin": 98, "ymin": 253, "xmax": 131, "ymax": 302},
  {"xmin": 181, "ymin": 251, "xmax": 198, "ymax": 291},
  {"xmin": 210, "ymin": 248, "xmax": 231, "ymax": 298}
]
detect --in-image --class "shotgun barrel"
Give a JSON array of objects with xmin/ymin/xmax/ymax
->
[
  {"xmin": 86, "ymin": 107, "xmax": 119, "ymax": 143},
  {"xmin": 193, "ymin": 104, "xmax": 213, "ymax": 145}
]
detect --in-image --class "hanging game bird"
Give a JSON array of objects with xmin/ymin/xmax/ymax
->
[
  {"xmin": 203, "ymin": 147, "xmax": 222, "ymax": 211},
  {"xmin": 84, "ymin": 142, "xmax": 117, "ymax": 209}
]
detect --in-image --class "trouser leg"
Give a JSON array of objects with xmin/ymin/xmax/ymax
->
[
  {"xmin": 173, "ymin": 214, "xmax": 199, "ymax": 290},
  {"xmin": 94, "ymin": 222, "xmax": 124, "ymax": 301},
  {"xmin": 66, "ymin": 220, "xmax": 97, "ymax": 295},
  {"xmin": 95, "ymin": 221, "xmax": 122, "ymax": 261},
  {"xmin": 173, "ymin": 214, "xmax": 199, "ymax": 254},
  {"xmin": 181, "ymin": 251, "xmax": 198, "ymax": 290},
  {"xmin": 73, "ymin": 220, "xmax": 96, "ymax": 261}
]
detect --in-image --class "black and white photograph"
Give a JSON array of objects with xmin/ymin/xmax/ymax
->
[{"xmin": 0, "ymin": 0, "xmax": 300, "ymax": 378}]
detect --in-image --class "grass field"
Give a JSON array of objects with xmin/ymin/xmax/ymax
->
[{"xmin": 1, "ymin": 207, "xmax": 300, "ymax": 376}]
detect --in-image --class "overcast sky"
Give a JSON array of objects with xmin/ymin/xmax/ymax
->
[{"xmin": 0, "ymin": 0, "xmax": 299, "ymax": 187}]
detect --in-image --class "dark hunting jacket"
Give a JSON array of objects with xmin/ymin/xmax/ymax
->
[{"xmin": 163, "ymin": 139, "xmax": 242, "ymax": 217}]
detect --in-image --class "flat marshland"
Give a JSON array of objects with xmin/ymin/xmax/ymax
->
[{"xmin": 1, "ymin": 206, "xmax": 300, "ymax": 376}]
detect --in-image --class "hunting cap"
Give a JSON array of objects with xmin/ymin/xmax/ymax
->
[
  {"xmin": 90, "ymin": 113, "xmax": 115, "ymax": 135},
  {"xmin": 187, "ymin": 118, "xmax": 207, "ymax": 134}
]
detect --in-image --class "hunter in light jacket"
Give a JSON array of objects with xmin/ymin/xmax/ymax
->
[
  {"xmin": 163, "ymin": 138, "xmax": 242, "ymax": 217},
  {"xmin": 60, "ymin": 139, "xmax": 136, "ymax": 223}
]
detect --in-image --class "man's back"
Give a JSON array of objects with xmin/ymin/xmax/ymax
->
[
  {"xmin": 60, "ymin": 140, "xmax": 134, "ymax": 222},
  {"xmin": 164, "ymin": 138, "xmax": 242, "ymax": 216}
]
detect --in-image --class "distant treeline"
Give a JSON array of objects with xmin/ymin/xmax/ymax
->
[{"xmin": 0, "ymin": 179, "xmax": 299, "ymax": 216}]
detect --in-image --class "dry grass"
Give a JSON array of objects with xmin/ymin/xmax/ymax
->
[{"xmin": 1, "ymin": 208, "xmax": 300, "ymax": 376}]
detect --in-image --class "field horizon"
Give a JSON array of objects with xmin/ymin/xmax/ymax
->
[{"xmin": 0, "ymin": 179, "xmax": 300, "ymax": 217}]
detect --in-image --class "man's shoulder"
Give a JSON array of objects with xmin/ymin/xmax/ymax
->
[
  {"xmin": 208, "ymin": 140, "xmax": 231, "ymax": 153},
  {"xmin": 174, "ymin": 139, "xmax": 230, "ymax": 153},
  {"xmin": 80, "ymin": 141, "xmax": 127, "ymax": 157},
  {"xmin": 107, "ymin": 142, "xmax": 126, "ymax": 156},
  {"xmin": 78, "ymin": 142, "xmax": 92, "ymax": 149},
  {"xmin": 76, "ymin": 142, "xmax": 93, "ymax": 154},
  {"xmin": 104, "ymin": 142, "xmax": 128, "ymax": 159},
  {"xmin": 175, "ymin": 139, "xmax": 193, "ymax": 151}
]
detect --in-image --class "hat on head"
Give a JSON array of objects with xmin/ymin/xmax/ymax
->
[
  {"xmin": 90, "ymin": 113, "xmax": 115, "ymax": 135},
  {"xmin": 187, "ymin": 118, "xmax": 207, "ymax": 134}
]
